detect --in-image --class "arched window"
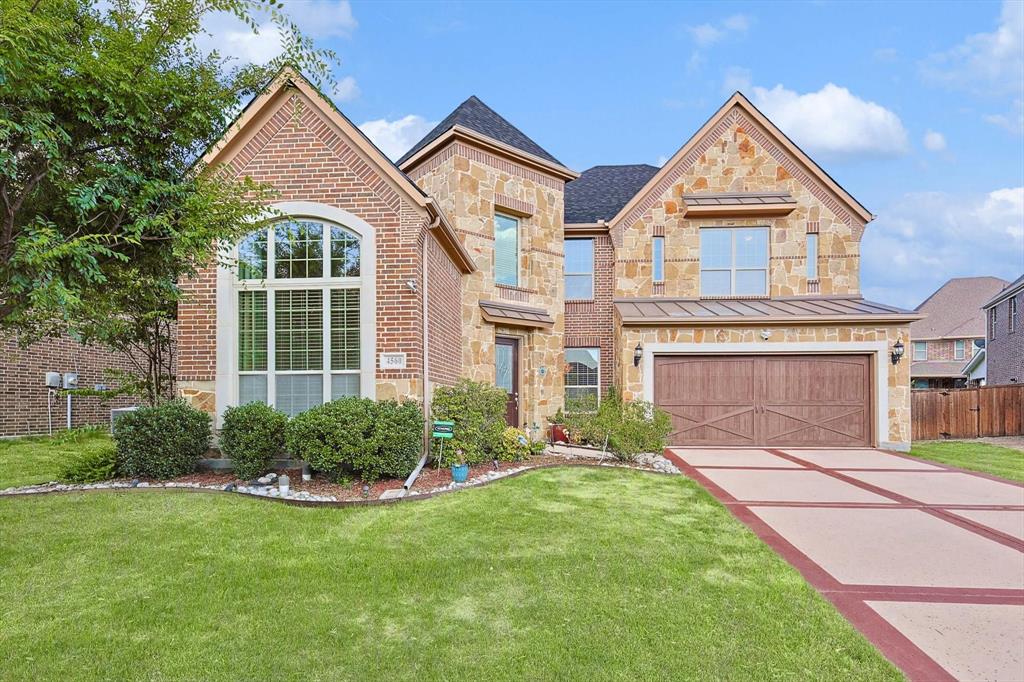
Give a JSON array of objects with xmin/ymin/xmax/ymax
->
[{"xmin": 232, "ymin": 218, "xmax": 365, "ymax": 416}]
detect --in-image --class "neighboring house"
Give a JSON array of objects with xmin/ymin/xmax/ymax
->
[
  {"xmin": 176, "ymin": 67, "xmax": 921, "ymax": 451},
  {"xmin": 0, "ymin": 333, "xmax": 140, "ymax": 437},
  {"xmin": 909, "ymin": 277, "xmax": 1009, "ymax": 389},
  {"xmin": 983, "ymin": 274, "xmax": 1024, "ymax": 385}
]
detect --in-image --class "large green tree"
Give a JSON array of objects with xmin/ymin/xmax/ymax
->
[{"xmin": 0, "ymin": 0, "xmax": 335, "ymax": 334}]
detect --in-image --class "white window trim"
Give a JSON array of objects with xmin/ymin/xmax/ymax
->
[
  {"xmin": 699, "ymin": 226, "xmax": 770, "ymax": 297},
  {"xmin": 638, "ymin": 341, "xmax": 896, "ymax": 450},
  {"xmin": 1010, "ymin": 296, "xmax": 1018, "ymax": 334},
  {"xmin": 652, "ymin": 236, "xmax": 665, "ymax": 283},
  {"xmin": 564, "ymin": 238, "xmax": 594, "ymax": 300},
  {"xmin": 564, "ymin": 347, "xmax": 601, "ymax": 408},
  {"xmin": 954, "ymin": 339, "xmax": 965, "ymax": 360},
  {"xmin": 494, "ymin": 212, "xmax": 520, "ymax": 288},
  {"xmin": 216, "ymin": 202, "xmax": 376, "ymax": 426},
  {"xmin": 913, "ymin": 341, "xmax": 927, "ymax": 361}
]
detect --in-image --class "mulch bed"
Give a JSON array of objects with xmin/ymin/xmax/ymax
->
[{"xmin": 140, "ymin": 453, "xmax": 623, "ymax": 502}]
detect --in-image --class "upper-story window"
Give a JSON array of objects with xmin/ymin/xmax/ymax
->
[
  {"xmin": 235, "ymin": 219, "xmax": 362, "ymax": 416},
  {"xmin": 494, "ymin": 213, "xmax": 519, "ymax": 286},
  {"xmin": 954, "ymin": 339, "xmax": 965, "ymax": 360},
  {"xmin": 699, "ymin": 227, "xmax": 769, "ymax": 297},
  {"xmin": 1010, "ymin": 296, "xmax": 1018, "ymax": 334},
  {"xmin": 564, "ymin": 239, "xmax": 594, "ymax": 300},
  {"xmin": 990, "ymin": 307, "xmax": 998, "ymax": 339},
  {"xmin": 652, "ymin": 236, "xmax": 665, "ymax": 283},
  {"xmin": 913, "ymin": 341, "xmax": 927, "ymax": 361},
  {"xmin": 806, "ymin": 233, "xmax": 818, "ymax": 281}
]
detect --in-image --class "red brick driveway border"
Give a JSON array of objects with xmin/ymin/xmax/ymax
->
[{"xmin": 664, "ymin": 447, "xmax": 1024, "ymax": 682}]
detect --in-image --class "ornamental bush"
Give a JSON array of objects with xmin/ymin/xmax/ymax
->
[
  {"xmin": 493, "ymin": 427, "xmax": 532, "ymax": 463},
  {"xmin": 285, "ymin": 398, "xmax": 423, "ymax": 482},
  {"xmin": 565, "ymin": 388, "xmax": 672, "ymax": 461},
  {"xmin": 219, "ymin": 402, "xmax": 288, "ymax": 480},
  {"xmin": 430, "ymin": 379, "xmax": 507, "ymax": 467},
  {"xmin": 58, "ymin": 443, "xmax": 118, "ymax": 483},
  {"xmin": 113, "ymin": 400, "xmax": 211, "ymax": 479}
]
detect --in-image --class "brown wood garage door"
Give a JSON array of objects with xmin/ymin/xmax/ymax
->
[{"xmin": 654, "ymin": 355, "xmax": 872, "ymax": 447}]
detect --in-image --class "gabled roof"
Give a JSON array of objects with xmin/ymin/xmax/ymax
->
[
  {"xmin": 398, "ymin": 95, "xmax": 564, "ymax": 167},
  {"xmin": 910, "ymin": 361, "xmax": 969, "ymax": 379},
  {"xmin": 983, "ymin": 273, "xmax": 1024, "ymax": 309},
  {"xmin": 200, "ymin": 66, "xmax": 474, "ymax": 273},
  {"xmin": 565, "ymin": 165, "xmax": 660, "ymax": 224},
  {"xmin": 911, "ymin": 277, "xmax": 1010, "ymax": 340},
  {"xmin": 609, "ymin": 92, "xmax": 874, "ymax": 236}
]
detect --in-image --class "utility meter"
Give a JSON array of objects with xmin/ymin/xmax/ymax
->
[
  {"xmin": 44, "ymin": 372, "xmax": 61, "ymax": 389},
  {"xmin": 62, "ymin": 372, "xmax": 79, "ymax": 389}
]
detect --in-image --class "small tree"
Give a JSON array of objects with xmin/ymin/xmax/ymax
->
[{"xmin": 0, "ymin": 0, "xmax": 337, "ymax": 341}]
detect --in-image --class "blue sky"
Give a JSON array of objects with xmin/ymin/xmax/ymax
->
[{"xmin": 206, "ymin": 0, "xmax": 1024, "ymax": 308}]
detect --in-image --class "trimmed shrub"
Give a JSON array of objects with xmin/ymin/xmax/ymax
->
[
  {"xmin": 285, "ymin": 398, "xmax": 423, "ymax": 482},
  {"xmin": 565, "ymin": 388, "xmax": 671, "ymax": 461},
  {"xmin": 113, "ymin": 400, "xmax": 211, "ymax": 479},
  {"xmin": 220, "ymin": 402, "xmax": 288, "ymax": 480},
  {"xmin": 58, "ymin": 443, "xmax": 118, "ymax": 483},
  {"xmin": 493, "ymin": 427, "xmax": 532, "ymax": 462},
  {"xmin": 431, "ymin": 379, "xmax": 507, "ymax": 467}
]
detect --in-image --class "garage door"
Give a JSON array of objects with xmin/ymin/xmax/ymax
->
[{"xmin": 654, "ymin": 355, "xmax": 872, "ymax": 447}]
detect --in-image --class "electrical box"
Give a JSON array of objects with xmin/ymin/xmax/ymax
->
[
  {"xmin": 44, "ymin": 372, "xmax": 61, "ymax": 388},
  {"xmin": 62, "ymin": 372, "xmax": 79, "ymax": 389}
]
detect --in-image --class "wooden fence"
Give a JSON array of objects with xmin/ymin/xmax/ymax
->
[{"xmin": 912, "ymin": 384, "xmax": 1024, "ymax": 440}]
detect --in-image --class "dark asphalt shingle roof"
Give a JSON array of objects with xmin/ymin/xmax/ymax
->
[
  {"xmin": 564, "ymin": 164, "xmax": 660, "ymax": 224},
  {"xmin": 397, "ymin": 96, "xmax": 563, "ymax": 167}
]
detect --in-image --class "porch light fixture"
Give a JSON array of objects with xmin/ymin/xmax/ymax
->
[
  {"xmin": 890, "ymin": 340, "xmax": 905, "ymax": 366},
  {"xmin": 633, "ymin": 343, "xmax": 643, "ymax": 367}
]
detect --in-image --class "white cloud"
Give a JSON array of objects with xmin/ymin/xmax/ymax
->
[
  {"xmin": 655, "ymin": 155, "xmax": 669, "ymax": 167},
  {"xmin": 861, "ymin": 187, "xmax": 1024, "ymax": 308},
  {"xmin": 873, "ymin": 47, "xmax": 898, "ymax": 63},
  {"xmin": 201, "ymin": 0, "xmax": 357, "ymax": 66},
  {"xmin": 984, "ymin": 98, "xmax": 1024, "ymax": 135},
  {"xmin": 751, "ymin": 83, "xmax": 909, "ymax": 161},
  {"xmin": 923, "ymin": 0, "xmax": 1023, "ymax": 96},
  {"xmin": 922, "ymin": 130, "xmax": 947, "ymax": 152},
  {"xmin": 687, "ymin": 14, "xmax": 751, "ymax": 46},
  {"xmin": 721, "ymin": 66, "xmax": 752, "ymax": 95},
  {"xmin": 332, "ymin": 76, "xmax": 360, "ymax": 103},
  {"xmin": 359, "ymin": 115, "xmax": 437, "ymax": 161}
]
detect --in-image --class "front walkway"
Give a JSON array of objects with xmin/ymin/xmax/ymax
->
[{"xmin": 665, "ymin": 447, "xmax": 1024, "ymax": 682}]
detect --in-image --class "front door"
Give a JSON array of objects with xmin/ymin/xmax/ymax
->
[{"xmin": 495, "ymin": 336, "xmax": 520, "ymax": 427}]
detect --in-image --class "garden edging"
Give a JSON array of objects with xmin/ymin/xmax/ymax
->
[{"xmin": 0, "ymin": 459, "xmax": 681, "ymax": 508}]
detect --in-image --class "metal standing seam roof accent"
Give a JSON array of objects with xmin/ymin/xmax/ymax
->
[
  {"xmin": 479, "ymin": 300, "xmax": 554, "ymax": 328},
  {"xmin": 614, "ymin": 296, "xmax": 922, "ymax": 324},
  {"xmin": 682, "ymin": 191, "xmax": 796, "ymax": 206}
]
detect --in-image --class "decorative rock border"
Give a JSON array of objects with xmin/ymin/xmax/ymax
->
[{"xmin": 0, "ymin": 455, "xmax": 681, "ymax": 508}]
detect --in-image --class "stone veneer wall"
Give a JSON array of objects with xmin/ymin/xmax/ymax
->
[
  {"xmin": 409, "ymin": 141, "xmax": 566, "ymax": 429},
  {"xmin": 613, "ymin": 323, "xmax": 912, "ymax": 448},
  {"xmin": 614, "ymin": 114, "xmax": 861, "ymax": 299},
  {"xmin": 178, "ymin": 88, "xmax": 437, "ymax": 416}
]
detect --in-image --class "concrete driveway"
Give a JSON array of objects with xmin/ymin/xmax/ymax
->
[{"xmin": 665, "ymin": 447, "xmax": 1024, "ymax": 682}]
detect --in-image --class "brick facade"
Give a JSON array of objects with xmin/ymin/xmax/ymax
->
[
  {"xmin": 564, "ymin": 233, "xmax": 615, "ymax": 395},
  {"xmin": 917, "ymin": 339, "xmax": 980, "ymax": 362},
  {"xmin": 426, "ymin": 232, "xmax": 464, "ymax": 386},
  {"xmin": 987, "ymin": 291, "xmax": 1023, "ymax": 385},
  {"xmin": 1, "ymin": 334, "xmax": 140, "ymax": 436}
]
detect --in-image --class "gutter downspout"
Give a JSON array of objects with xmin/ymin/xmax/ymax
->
[{"xmin": 403, "ymin": 219, "xmax": 437, "ymax": 491}]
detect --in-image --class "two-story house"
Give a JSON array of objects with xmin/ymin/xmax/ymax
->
[
  {"xmin": 176, "ymin": 67, "xmax": 921, "ymax": 451},
  {"xmin": 909, "ymin": 277, "xmax": 1009, "ymax": 389},
  {"xmin": 982, "ymin": 274, "xmax": 1023, "ymax": 385}
]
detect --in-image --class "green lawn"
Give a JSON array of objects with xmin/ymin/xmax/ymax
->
[
  {"xmin": 0, "ymin": 429, "xmax": 113, "ymax": 489},
  {"xmin": 0, "ymin": 468, "xmax": 899, "ymax": 681},
  {"xmin": 909, "ymin": 440, "xmax": 1024, "ymax": 482}
]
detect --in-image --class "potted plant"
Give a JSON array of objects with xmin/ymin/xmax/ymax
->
[
  {"xmin": 449, "ymin": 448, "xmax": 470, "ymax": 483},
  {"xmin": 548, "ymin": 408, "xmax": 569, "ymax": 444}
]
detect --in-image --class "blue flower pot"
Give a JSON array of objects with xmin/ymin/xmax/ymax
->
[{"xmin": 450, "ymin": 464, "xmax": 469, "ymax": 482}]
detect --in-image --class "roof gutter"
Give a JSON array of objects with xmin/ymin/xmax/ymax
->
[
  {"xmin": 618, "ymin": 314, "xmax": 925, "ymax": 327},
  {"xmin": 424, "ymin": 200, "xmax": 475, "ymax": 274}
]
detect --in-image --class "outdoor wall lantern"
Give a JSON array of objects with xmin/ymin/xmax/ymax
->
[
  {"xmin": 633, "ymin": 343, "xmax": 643, "ymax": 367},
  {"xmin": 891, "ymin": 340, "xmax": 905, "ymax": 366}
]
